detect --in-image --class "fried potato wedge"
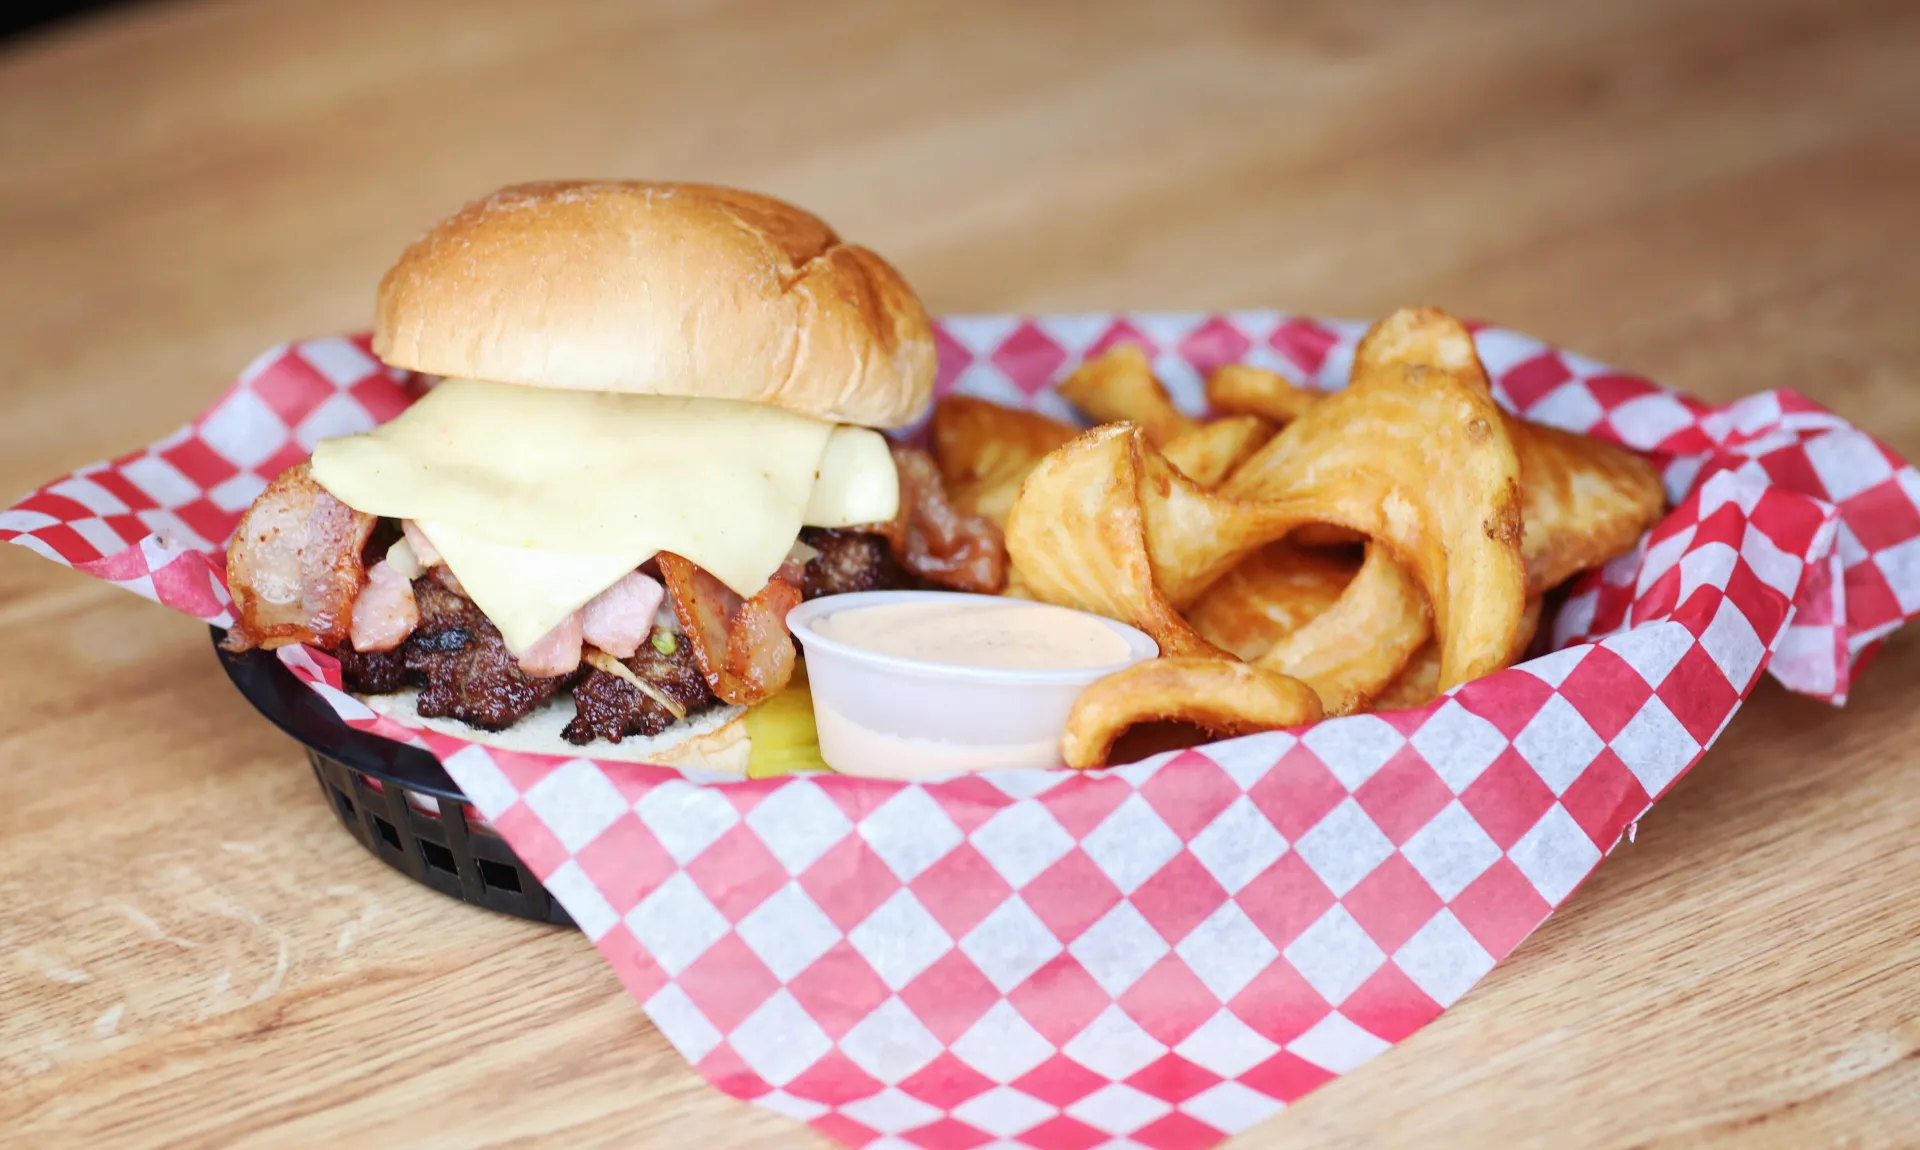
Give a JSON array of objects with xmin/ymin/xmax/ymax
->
[
  {"xmin": 1369, "ymin": 641, "xmax": 1440, "ymax": 713},
  {"xmin": 1010, "ymin": 306, "xmax": 1651, "ymax": 750},
  {"xmin": 1057, "ymin": 344, "xmax": 1198, "ymax": 447},
  {"xmin": 1062, "ymin": 657, "xmax": 1324, "ymax": 769},
  {"xmin": 1188, "ymin": 544, "xmax": 1358, "ymax": 660},
  {"xmin": 1263, "ymin": 307, "xmax": 1468, "ymax": 554},
  {"xmin": 1246, "ymin": 310, "xmax": 1473, "ymax": 550},
  {"xmin": 1223, "ymin": 358, "xmax": 1527, "ymax": 691},
  {"xmin": 1256, "ymin": 543, "xmax": 1431, "ymax": 715},
  {"xmin": 1014, "ymin": 342, "xmax": 1526, "ymax": 690},
  {"xmin": 1206, "ymin": 363, "xmax": 1323, "ymax": 426},
  {"xmin": 1371, "ymin": 594, "xmax": 1543, "ymax": 712},
  {"xmin": 1005, "ymin": 424, "xmax": 1295, "ymax": 657},
  {"xmin": 1514, "ymin": 593, "xmax": 1545, "ymax": 661},
  {"xmin": 931, "ymin": 395, "xmax": 1079, "ymax": 527},
  {"xmin": 1352, "ymin": 305, "xmax": 1482, "ymax": 376},
  {"xmin": 1515, "ymin": 422, "xmax": 1665, "ymax": 592},
  {"xmin": 1161, "ymin": 415, "xmax": 1276, "ymax": 488},
  {"xmin": 1353, "ymin": 307, "xmax": 1665, "ymax": 592},
  {"xmin": 1003, "ymin": 423, "xmax": 1201, "ymax": 650}
]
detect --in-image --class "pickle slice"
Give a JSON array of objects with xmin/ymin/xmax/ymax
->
[{"xmin": 744, "ymin": 662, "xmax": 832, "ymax": 777}]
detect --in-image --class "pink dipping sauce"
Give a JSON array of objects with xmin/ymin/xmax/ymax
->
[{"xmin": 810, "ymin": 599, "xmax": 1131, "ymax": 672}]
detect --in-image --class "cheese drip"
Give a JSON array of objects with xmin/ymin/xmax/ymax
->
[{"xmin": 310, "ymin": 379, "xmax": 898, "ymax": 652}]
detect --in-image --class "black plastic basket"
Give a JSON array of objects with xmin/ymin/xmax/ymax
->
[{"xmin": 213, "ymin": 629, "xmax": 574, "ymax": 927}]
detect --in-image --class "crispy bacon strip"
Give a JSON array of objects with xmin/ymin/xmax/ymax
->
[
  {"xmin": 873, "ymin": 444, "xmax": 1008, "ymax": 593},
  {"xmin": 223, "ymin": 462, "xmax": 376, "ymax": 652},
  {"xmin": 658, "ymin": 553, "xmax": 805, "ymax": 706}
]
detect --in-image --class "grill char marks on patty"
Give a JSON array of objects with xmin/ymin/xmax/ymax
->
[
  {"xmin": 405, "ymin": 578, "xmax": 577, "ymax": 729},
  {"xmin": 800, "ymin": 527, "xmax": 906, "ymax": 600},
  {"xmin": 327, "ymin": 525, "xmax": 920, "ymax": 740},
  {"xmin": 335, "ymin": 645, "xmax": 408, "ymax": 694},
  {"xmin": 330, "ymin": 577, "xmax": 576, "ymax": 730},
  {"xmin": 563, "ymin": 627, "xmax": 718, "ymax": 745}
]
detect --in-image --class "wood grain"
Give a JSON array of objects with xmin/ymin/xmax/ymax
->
[{"xmin": 2, "ymin": 0, "xmax": 1917, "ymax": 1145}]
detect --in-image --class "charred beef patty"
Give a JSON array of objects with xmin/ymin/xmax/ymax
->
[
  {"xmin": 326, "ymin": 528, "xmax": 893, "ymax": 741},
  {"xmin": 331, "ymin": 579, "xmax": 716, "ymax": 741},
  {"xmin": 801, "ymin": 527, "xmax": 905, "ymax": 600},
  {"xmin": 563, "ymin": 627, "xmax": 718, "ymax": 745},
  {"xmin": 331, "ymin": 576, "xmax": 572, "ymax": 731},
  {"xmin": 334, "ymin": 645, "xmax": 407, "ymax": 694},
  {"xmin": 405, "ymin": 578, "xmax": 576, "ymax": 730}
]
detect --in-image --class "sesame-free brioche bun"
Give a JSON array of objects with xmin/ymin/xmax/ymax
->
[{"xmin": 372, "ymin": 181, "xmax": 936, "ymax": 429}]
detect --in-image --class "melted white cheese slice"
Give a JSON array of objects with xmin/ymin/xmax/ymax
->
[
  {"xmin": 411, "ymin": 523, "xmax": 642, "ymax": 653},
  {"xmin": 310, "ymin": 378, "xmax": 898, "ymax": 653}
]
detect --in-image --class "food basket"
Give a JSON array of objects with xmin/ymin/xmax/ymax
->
[
  {"xmin": 212, "ymin": 626, "xmax": 573, "ymax": 925},
  {"xmin": 8, "ymin": 312, "xmax": 1917, "ymax": 1150}
]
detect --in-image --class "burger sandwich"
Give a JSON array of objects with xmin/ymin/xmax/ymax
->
[{"xmin": 221, "ymin": 181, "xmax": 1004, "ymax": 770}]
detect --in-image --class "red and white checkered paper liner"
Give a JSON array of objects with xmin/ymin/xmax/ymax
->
[{"xmin": 8, "ymin": 315, "xmax": 1919, "ymax": 1150}]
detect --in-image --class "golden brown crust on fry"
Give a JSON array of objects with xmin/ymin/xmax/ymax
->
[
  {"xmin": 1515, "ymin": 421, "xmax": 1665, "ymax": 592},
  {"xmin": 1514, "ymin": 593, "xmax": 1545, "ymax": 662},
  {"xmin": 1187, "ymin": 544, "xmax": 1358, "ymax": 661},
  {"xmin": 1223, "ymin": 349, "xmax": 1527, "ymax": 692},
  {"xmin": 1206, "ymin": 363, "xmax": 1323, "ymax": 426},
  {"xmin": 1372, "ymin": 594, "xmax": 1542, "ymax": 712},
  {"xmin": 1062, "ymin": 657, "xmax": 1323, "ymax": 769},
  {"xmin": 1369, "ymin": 641, "xmax": 1441, "ymax": 712},
  {"xmin": 1057, "ymin": 344, "xmax": 1198, "ymax": 447},
  {"xmin": 1161, "ymin": 415, "xmax": 1276, "ymax": 489},
  {"xmin": 1005, "ymin": 424, "xmax": 1239, "ymax": 658},
  {"xmin": 1133, "ymin": 440, "xmax": 1298, "ymax": 608},
  {"xmin": 931, "ymin": 395, "xmax": 1079, "ymax": 527},
  {"xmin": 1352, "ymin": 308, "xmax": 1665, "ymax": 592},
  {"xmin": 1352, "ymin": 306, "xmax": 1482, "ymax": 377},
  {"xmin": 1256, "ymin": 543, "xmax": 1432, "ymax": 715}
]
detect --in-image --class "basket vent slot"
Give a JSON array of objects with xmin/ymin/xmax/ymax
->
[
  {"xmin": 419, "ymin": 838, "xmax": 458, "ymax": 875},
  {"xmin": 477, "ymin": 859, "xmax": 522, "ymax": 893}
]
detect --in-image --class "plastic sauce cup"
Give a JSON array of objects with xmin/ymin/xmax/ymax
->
[{"xmin": 786, "ymin": 590, "xmax": 1159, "ymax": 779}]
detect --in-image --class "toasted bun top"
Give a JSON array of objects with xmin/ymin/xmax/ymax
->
[{"xmin": 373, "ymin": 181, "xmax": 936, "ymax": 428}]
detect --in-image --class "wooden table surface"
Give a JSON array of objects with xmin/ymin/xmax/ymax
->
[{"xmin": 4, "ymin": 0, "xmax": 1918, "ymax": 1145}]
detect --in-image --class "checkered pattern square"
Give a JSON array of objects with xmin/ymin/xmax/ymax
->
[
  {"xmin": 6, "ymin": 315, "xmax": 1917, "ymax": 1150},
  {"xmin": 0, "ymin": 335, "xmax": 424, "ymax": 627}
]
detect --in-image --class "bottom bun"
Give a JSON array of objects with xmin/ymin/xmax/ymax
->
[{"xmin": 359, "ymin": 689, "xmax": 750, "ymax": 773}]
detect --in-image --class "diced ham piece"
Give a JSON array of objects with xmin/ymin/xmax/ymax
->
[
  {"xmin": 350, "ymin": 559, "xmax": 419, "ymax": 652},
  {"xmin": 517, "ymin": 611, "xmax": 584, "ymax": 678},
  {"xmin": 401, "ymin": 520, "xmax": 443, "ymax": 568},
  {"xmin": 581, "ymin": 570, "xmax": 666, "ymax": 659}
]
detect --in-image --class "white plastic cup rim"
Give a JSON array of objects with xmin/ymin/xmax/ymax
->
[{"xmin": 786, "ymin": 590, "xmax": 1159, "ymax": 686}]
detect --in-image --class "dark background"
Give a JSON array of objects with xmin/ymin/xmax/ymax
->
[{"xmin": 4, "ymin": 0, "xmax": 137, "ymax": 41}]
